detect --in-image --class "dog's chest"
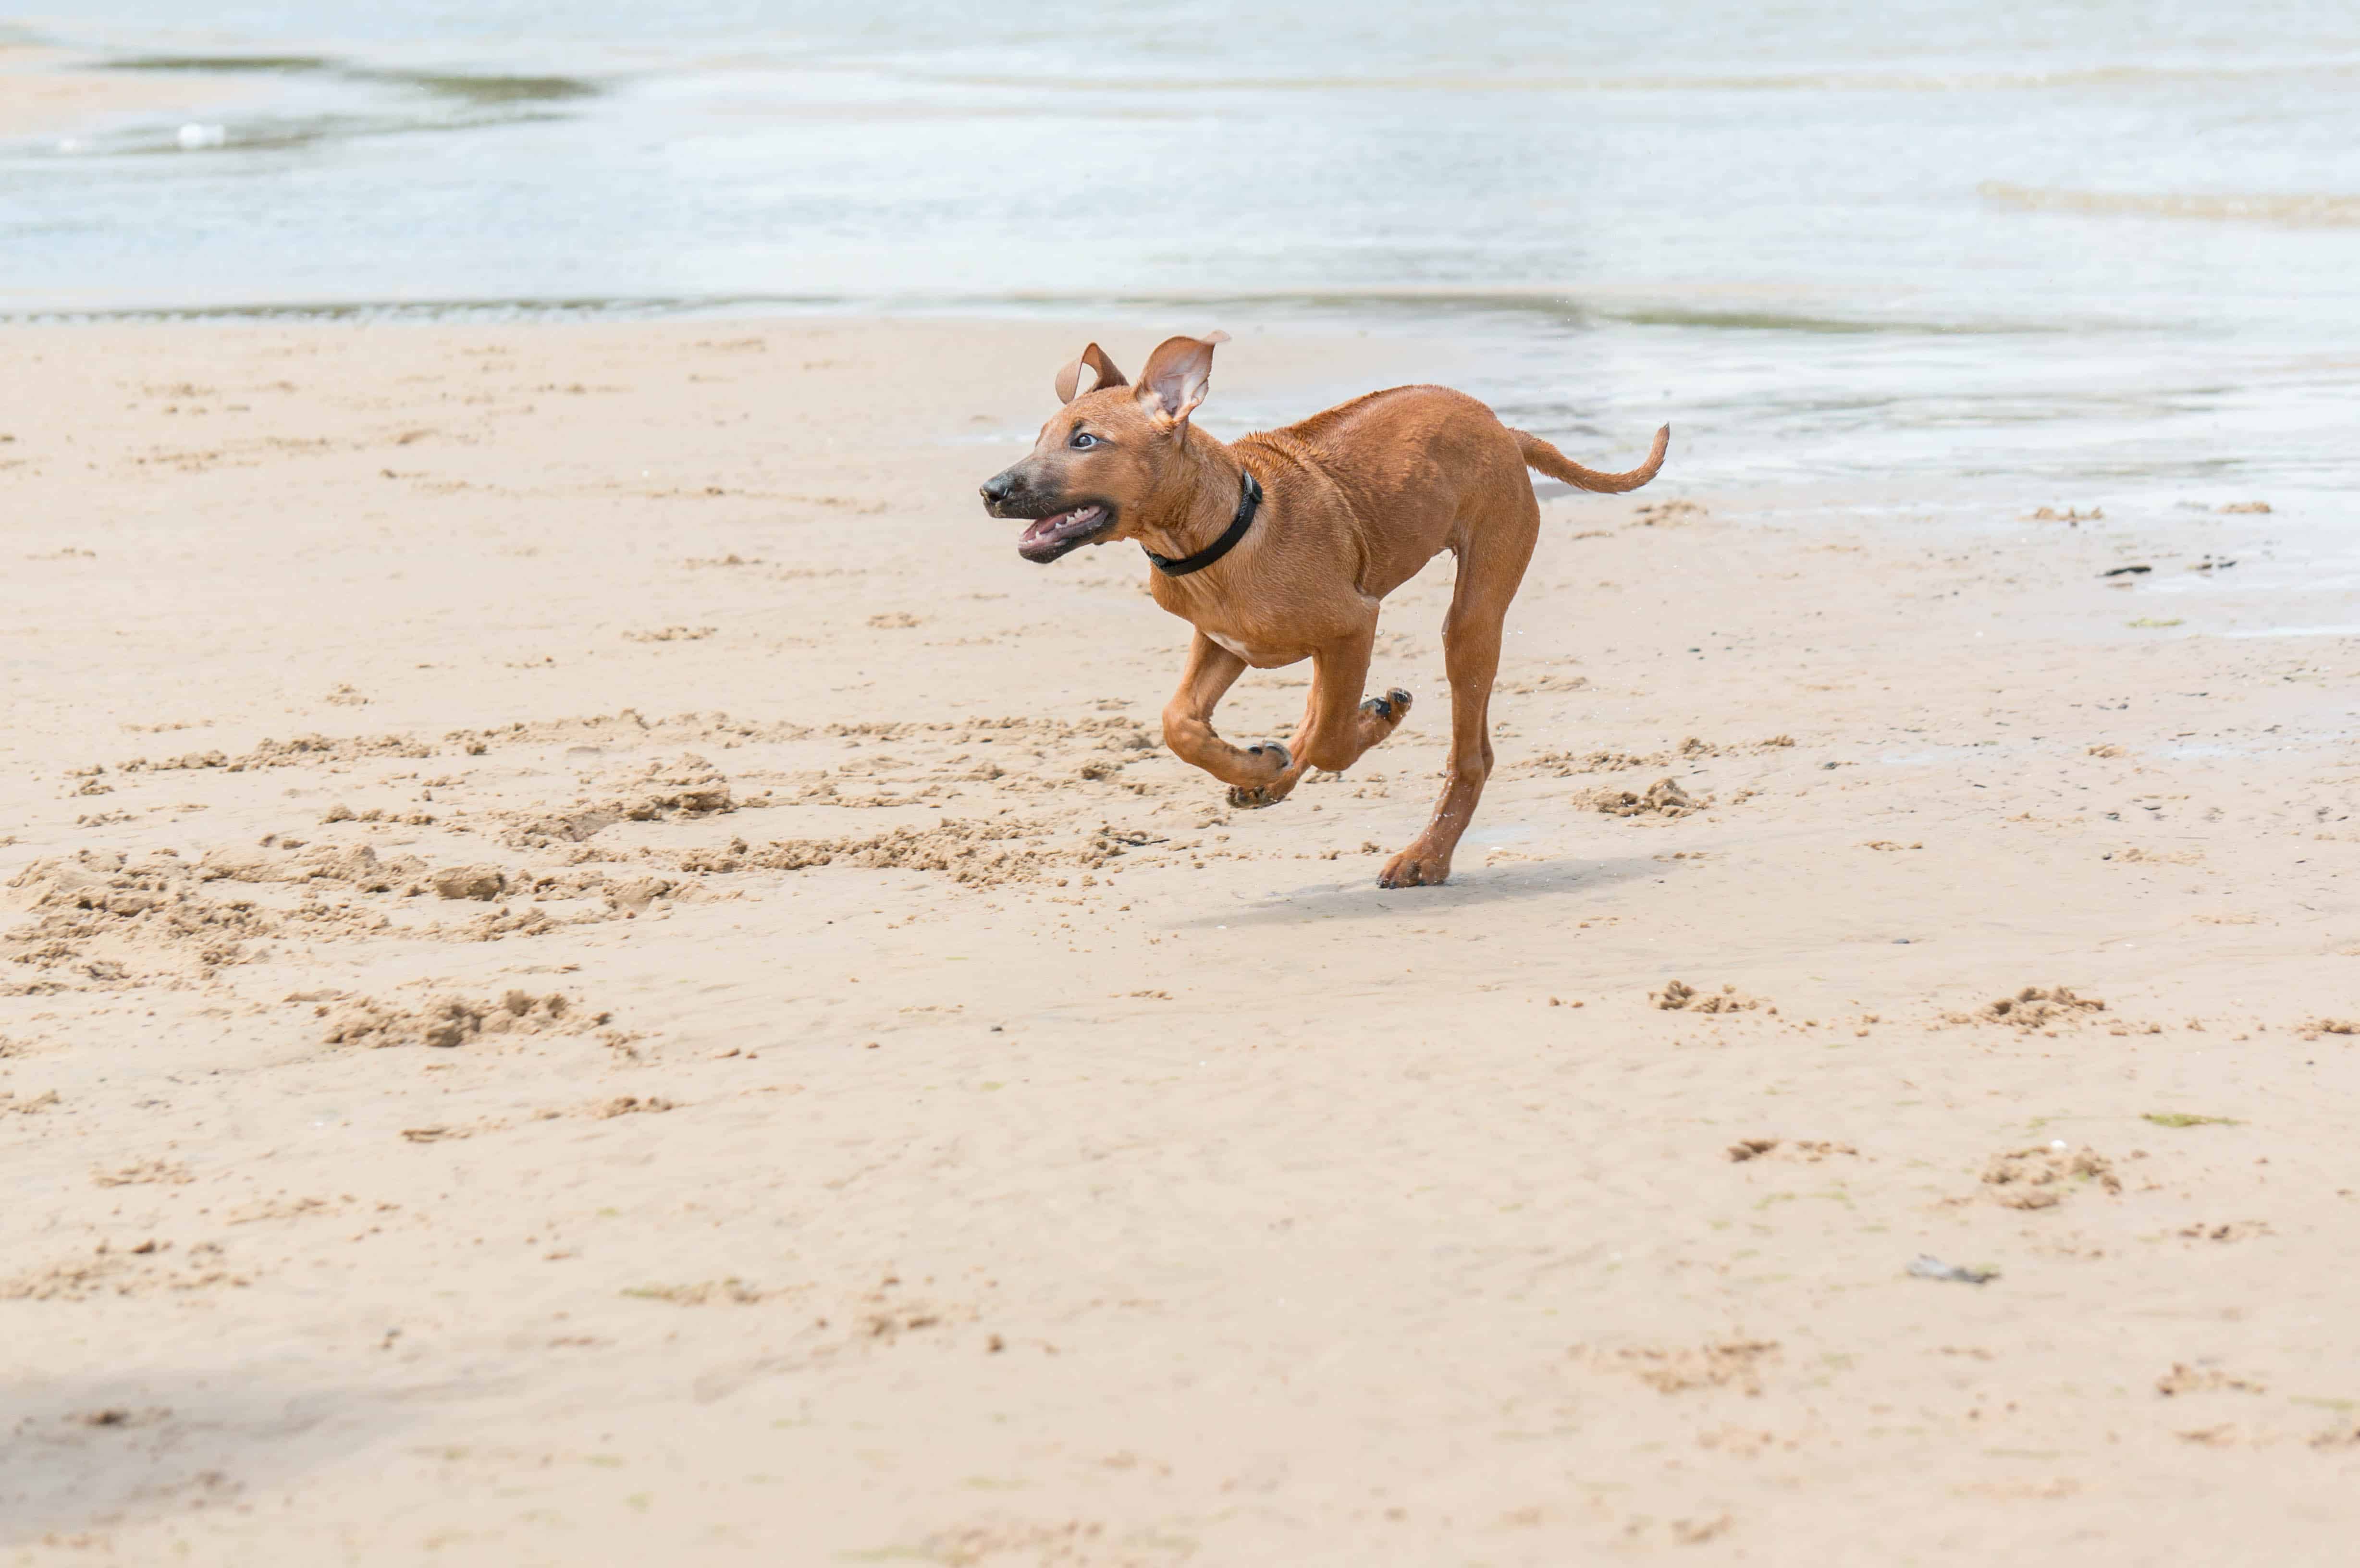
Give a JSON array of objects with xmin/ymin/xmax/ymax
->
[
  {"xmin": 1153, "ymin": 577, "xmax": 1302, "ymax": 667},
  {"xmin": 1199, "ymin": 626, "xmax": 1300, "ymax": 668}
]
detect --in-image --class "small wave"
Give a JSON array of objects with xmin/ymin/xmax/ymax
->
[
  {"xmin": 1980, "ymin": 182, "xmax": 2360, "ymax": 227},
  {"xmin": 1606, "ymin": 306, "xmax": 2055, "ymax": 337},
  {"xmin": 53, "ymin": 108, "xmax": 584, "ymax": 160},
  {"xmin": 363, "ymin": 70, "xmax": 600, "ymax": 105},
  {"xmin": 109, "ymin": 54, "xmax": 337, "ymax": 74},
  {"xmin": 103, "ymin": 57, "xmax": 601, "ymax": 104}
]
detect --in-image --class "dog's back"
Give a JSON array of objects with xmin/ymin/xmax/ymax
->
[{"xmin": 1249, "ymin": 385, "xmax": 1554, "ymax": 597}]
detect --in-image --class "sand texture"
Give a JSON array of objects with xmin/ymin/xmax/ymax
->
[{"xmin": 2, "ymin": 319, "xmax": 2357, "ymax": 1563}]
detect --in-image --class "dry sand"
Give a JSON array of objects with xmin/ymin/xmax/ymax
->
[{"xmin": 2, "ymin": 318, "xmax": 2356, "ymax": 1564}]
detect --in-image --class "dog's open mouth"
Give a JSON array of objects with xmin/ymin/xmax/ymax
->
[{"xmin": 1016, "ymin": 502, "xmax": 1115, "ymax": 564}]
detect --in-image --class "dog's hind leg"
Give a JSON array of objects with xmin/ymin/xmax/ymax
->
[
  {"xmin": 1161, "ymin": 631, "xmax": 1291, "ymax": 796},
  {"xmin": 1377, "ymin": 505, "xmax": 1537, "ymax": 888}
]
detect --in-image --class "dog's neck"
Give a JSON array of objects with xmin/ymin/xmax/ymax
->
[{"xmin": 1133, "ymin": 428, "xmax": 1247, "ymax": 566}]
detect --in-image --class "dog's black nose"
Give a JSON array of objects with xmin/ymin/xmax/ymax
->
[{"xmin": 979, "ymin": 472, "xmax": 1021, "ymax": 506}]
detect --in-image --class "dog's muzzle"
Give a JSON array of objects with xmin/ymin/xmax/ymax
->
[{"xmin": 981, "ymin": 469, "xmax": 1117, "ymax": 563}]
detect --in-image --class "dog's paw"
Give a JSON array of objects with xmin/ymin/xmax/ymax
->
[
  {"xmin": 1362, "ymin": 687, "xmax": 1414, "ymax": 725},
  {"xmin": 1376, "ymin": 845, "xmax": 1450, "ymax": 889},
  {"xmin": 1227, "ymin": 741, "xmax": 1291, "ymax": 809}
]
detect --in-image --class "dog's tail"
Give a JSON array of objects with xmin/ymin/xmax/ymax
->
[{"xmin": 1512, "ymin": 424, "xmax": 1670, "ymax": 494}]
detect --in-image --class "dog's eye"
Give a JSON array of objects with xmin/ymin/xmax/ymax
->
[{"xmin": 1069, "ymin": 430, "xmax": 1098, "ymax": 449}]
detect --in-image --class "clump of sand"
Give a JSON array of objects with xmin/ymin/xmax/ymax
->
[
  {"xmin": 320, "ymin": 803, "xmax": 438, "ymax": 826},
  {"xmin": 1587, "ymin": 778, "xmax": 1705, "ymax": 818},
  {"xmin": 1, "ymin": 1239, "xmax": 250, "ymax": 1301},
  {"xmin": 3, "ymin": 843, "xmax": 667, "ymax": 990},
  {"xmin": 429, "ymin": 865, "xmax": 509, "ymax": 901},
  {"xmin": 1981, "ymin": 1144, "xmax": 2122, "ymax": 1209},
  {"xmin": 502, "ymin": 753, "xmax": 737, "ymax": 848},
  {"xmin": 1519, "ymin": 748, "xmax": 1662, "ymax": 777},
  {"xmin": 108, "ymin": 732, "xmax": 435, "ymax": 776},
  {"xmin": 1959, "ymin": 985, "xmax": 2107, "ymax": 1029},
  {"xmin": 199, "ymin": 842, "xmax": 426, "ymax": 892},
  {"xmin": 199, "ymin": 841, "xmax": 644, "ymax": 918},
  {"xmin": 714, "ymin": 818, "xmax": 1145, "ymax": 887},
  {"xmin": 1727, "ymin": 1138, "xmax": 1856, "ymax": 1163},
  {"xmin": 587, "ymin": 1093, "xmax": 676, "ymax": 1119},
  {"xmin": 7, "ymin": 850, "xmax": 285, "ymax": 979},
  {"xmin": 1519, "ymin": 735, "xmax": 1787, "ymax": 783},
  {"xmin": 318, "ymin": 989, "xmax": 606, "ymax": 1050},
  {"xmin": 1654, "ymin": 980, "xmax": 1769, "ymax": 1013}
]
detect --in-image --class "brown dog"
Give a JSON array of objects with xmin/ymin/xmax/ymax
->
[{"xmin": 980, "ymin": 333, "xmax": 1668, "ymax": 888}]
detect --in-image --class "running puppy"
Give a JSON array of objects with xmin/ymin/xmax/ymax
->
[{"xmin": 979, "ymin": 333, "xmax": 1668, "ymax": 888}]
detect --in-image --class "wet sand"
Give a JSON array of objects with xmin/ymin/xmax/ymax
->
[
  {"xmin": 2, "ymin": 318, "xmax": 2356, "ymax": 1564},
  {"xmin": 0, "ymin": 46, "xmax": 255, "ymax": 140}
]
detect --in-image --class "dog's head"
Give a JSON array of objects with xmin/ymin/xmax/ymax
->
[{"xmin": 979, "ymin": 332, "xmax": 1227, "ymax": 563}]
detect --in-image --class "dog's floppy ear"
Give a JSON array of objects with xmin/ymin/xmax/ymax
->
[
  {"xmin": 1054, "ymin": 343, "xmax": 1128, "ymax": 404},
  {"xmin": 1135, "ymin": 331, "xmax": 1229, "ymax": 426}
]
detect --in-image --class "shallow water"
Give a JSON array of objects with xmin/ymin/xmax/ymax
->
[{"xmin": 5, "ymin": 0, "xmax": 2357, "ymax": 504}]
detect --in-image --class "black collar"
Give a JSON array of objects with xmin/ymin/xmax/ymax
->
[{"xmin": 1145, "ymin": 468, "xmax": 1261, "ymax": 577}]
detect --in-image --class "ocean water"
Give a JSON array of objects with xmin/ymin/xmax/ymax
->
[{"xmin": 4, "ymin": 0, "xmax": 2357, "ymax": 500}]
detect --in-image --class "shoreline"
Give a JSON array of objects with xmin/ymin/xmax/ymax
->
[
  {"xmin": 0, "ymin": 45, "xmax": 260, "ymax": 141},
  {"xmin": 3, "ymin": 316, "xmax": 2356, "ymax": 1563}
]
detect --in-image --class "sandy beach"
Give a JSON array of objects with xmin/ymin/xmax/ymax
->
[{"xmin": 1, "ymin": 317, "xmax": 2354, "ymax": 1563}]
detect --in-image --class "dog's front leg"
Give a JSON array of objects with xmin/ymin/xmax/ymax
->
[
  {"xmin": 1288, "ymin": 623, "xmax": 1412, "ymax": 777},
  {"xmin": 1159, "ymin": 631, "xmax": 1290, "ymax": 796},
  {"xmin": 1223, "ymin": 623, "xmax": 1414, "ymax": 810}
]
